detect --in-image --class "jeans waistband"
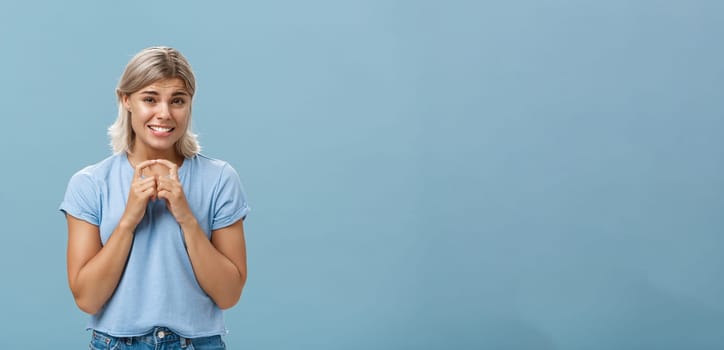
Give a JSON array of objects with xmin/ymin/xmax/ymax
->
[{"xmin": 94, "ymin": 327, "xmax": 192, "ymax": 347}]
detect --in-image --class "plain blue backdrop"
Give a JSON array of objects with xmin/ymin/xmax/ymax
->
[{"xmin": 1, "ymin": 0, "xmax": 723, "ymax": 348}]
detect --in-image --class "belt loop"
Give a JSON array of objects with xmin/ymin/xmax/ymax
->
[{"xmin": 180, "ymin": 336, "xmax": 188, "ymax": 348}]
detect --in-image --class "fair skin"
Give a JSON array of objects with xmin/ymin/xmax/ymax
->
[{"xmin": 66, "ymin": 78, "xmax": 247, "ymax": 314}]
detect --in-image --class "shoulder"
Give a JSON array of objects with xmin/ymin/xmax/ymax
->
[
  {"xmin": 67, "ymin": 153, "xmax": 124, "ymax": 185},
  {"xmin": 188, "ymin": 153, "xmax": 240, "ymax": 178},
  {"xmin": 192, "ymin": 153, "xmax": 230, "ymax": 169},
  {"xmin": 193, "ymin": 153, "xmax": 230, "ymax": 168}
]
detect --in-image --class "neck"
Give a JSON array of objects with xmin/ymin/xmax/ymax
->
[{"xmin": 127, "ymin": 146, "xmax": 184, "ymax": 167}]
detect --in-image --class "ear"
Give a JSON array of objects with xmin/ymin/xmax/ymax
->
[{"xmin": 121, "ymin": 93, "xmax": 132, "ymax": 111}]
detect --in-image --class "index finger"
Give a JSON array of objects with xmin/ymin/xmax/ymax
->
[
  {"xmin": 154, "ymin": 159, "xmax": 179, "ymax": 180},
  {"xmin": 134, "ymin": 160, "xmax": 157, "ymax": 180}
]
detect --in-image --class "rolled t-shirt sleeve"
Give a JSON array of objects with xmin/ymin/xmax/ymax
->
[
  {"xmin": 59, "ymin": 171, "xmax": 100, "ymax": 226},
  {"xmin": 211, "ymin": 164, "xmax": 250, "ymax": 230}
]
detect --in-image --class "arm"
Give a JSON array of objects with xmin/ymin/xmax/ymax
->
[
  {"xmin": 66, "ymin": 160, "xmax": 158, "ymax": 314},
  {"xmin": 155, "ymin": 159, "xmax": 248, "ymax": 309},
  {"xmin": 180, "ymin": 218, "xmax": 248, "ymax": 309},
  {"xmin": 66, "ymin": 216, "xmax": 135, "ymax": 314}
]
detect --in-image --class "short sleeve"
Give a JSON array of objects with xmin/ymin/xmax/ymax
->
[
  {"xmin": 59, "ymin": 171, "xmax": 101, "ymax": 226},
  {"xmin": 211, "ymin": 164, "xmax": 250, "ymax": 230}
]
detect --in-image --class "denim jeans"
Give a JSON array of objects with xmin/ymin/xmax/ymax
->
[{"xmin": 89, "ymin": 327, "xmax": 226, "ymax": 350}]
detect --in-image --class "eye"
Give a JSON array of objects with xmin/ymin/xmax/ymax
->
[
  {"xmin": 142, "ymin": 96, "xmax": 156, "ymax": 103},
  {"xmin": 172, "ymin": 98, "xmax": 186, "ymax": 105}
]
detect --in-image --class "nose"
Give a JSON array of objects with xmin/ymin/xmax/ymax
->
[{"xmin": 156, "ymin": 103, "xmax": 172, "ymax": 119}]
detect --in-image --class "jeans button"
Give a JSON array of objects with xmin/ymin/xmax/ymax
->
[{"xmin": 158, "ymin": 330, "xmax": 166, "ymax": 339}]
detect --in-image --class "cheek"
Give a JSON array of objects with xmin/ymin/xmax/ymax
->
[
  {"xmin": 130, "ymin": 104, "xmax": 153, "ymax": 123},
  {"xmin": 130, "ymin": 115, "xmax": 144, "ymax": 129},
  {"xmin": 175, "ymin": 110, "xmax": 191, "ymax": 127},
  {"xmin": 130, "ymin": 113, "xmax": 149, "ymax": 135}
]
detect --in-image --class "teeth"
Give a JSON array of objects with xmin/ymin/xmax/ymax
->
[{"xmin": 149, "ymin": 126, "xmax": 173, "ymax": 132}]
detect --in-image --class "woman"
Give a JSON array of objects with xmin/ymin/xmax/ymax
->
[{"xmin": 60, "ymin": 46, "xmax": 249, "ymax": 350}]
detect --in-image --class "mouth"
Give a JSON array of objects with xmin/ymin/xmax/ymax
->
[{"xmin": 148, "ymin": 125, "xmax": 175, "ymax": 134}]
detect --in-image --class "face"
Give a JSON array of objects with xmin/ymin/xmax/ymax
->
[{"xmin": 123, "ymin": 78, "xmax": 191, "ymax": 156}]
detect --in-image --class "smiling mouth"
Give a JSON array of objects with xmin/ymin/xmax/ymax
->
[{"xmin": 148, "ymin": 125, "xmax": 175, "ymax": 133}]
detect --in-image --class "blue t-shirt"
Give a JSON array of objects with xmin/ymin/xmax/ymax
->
[{"xmin": 59, "ymin": 152, "xmax": 250, "ymax": 338}]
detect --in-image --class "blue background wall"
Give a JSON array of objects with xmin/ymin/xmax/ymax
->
[{"xmin": 1, "ymin": 0, "xmax": 723, "ymax": 348}]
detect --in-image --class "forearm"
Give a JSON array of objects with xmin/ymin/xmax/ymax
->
[
  {"xmin": 180, "ymin": 219, "xmax": 245, "ymax": 309},
  {"xmin": 71, "ymin": 223, "xmax": 135, "ymax": 314}
]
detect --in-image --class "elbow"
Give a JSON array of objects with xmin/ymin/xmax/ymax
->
[
  {"xmin": 216, "ymin": 284, "xmax": 245, "ymax": 310},
  {"xmin": 73, "ymin": 293, "xmax": 102, "ymax": 315},
  {"xmin": 75, "ymin": 300, "xmax": 101, "ymax": 315},
  {"xmin": 217, "ymin": 290, "xmax": 242, "ymax": 310},
  {"xmin": 217, "ymin": 299, "xmax": 238, "ymax": 310},
  {"xmin": 69, "ymin": 278, "xmax": 103, "ymax": 315}
]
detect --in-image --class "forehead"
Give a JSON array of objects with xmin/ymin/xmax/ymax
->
[{"xmin": 140, "ymin": 78, "xmax": 188, "ymax": 92}]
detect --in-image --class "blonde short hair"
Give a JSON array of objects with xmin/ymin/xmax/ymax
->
[{"xmin": 108, "ymin": 46, "xmax": 200, "ymax": 158}]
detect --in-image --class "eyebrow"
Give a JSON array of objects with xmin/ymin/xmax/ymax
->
[{"xmin": 139, "ymin": 90, "xmax": 190, "ymax": 97}]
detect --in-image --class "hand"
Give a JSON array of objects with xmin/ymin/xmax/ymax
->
[
  {"xmin": 155, "ymin": 159, "xmax": 195, "ymax": 225},
  {"xmin": 121, "ymin": 159, "xmax": 158, "ymax": 229}
]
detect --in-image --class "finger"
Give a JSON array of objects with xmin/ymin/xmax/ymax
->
[
  {"xmin": 136, "ymin": 177, "xmax": 156, "ymax": 189},
  {"xmin": 154, "ymin": 159, "xmax": 179, "ymax": 180},
  {"xmin": 137, "ymin": 176, "xmax": 156, "ymax": 185},
  {"xmin": 156, "ymin": 189, "xmax": 171, "ymax": 201},
  {"xmin": 135, "ymin": 187, "xmax": 156, "ymax": 202},
  {"xmin": 134, "ymin": 159, "xmax": 157, "ymax": 180},
  {"xmin": 157, "ymin": 182, "xmax": 178, "ymax": 195},
  {"xmin": 137, "ymin": 175, "xmax": 157, "ymax": 188},
  {"xmin": 140, "ymin": 185, "xmax": 157, "ymax": 195},
  {"xmin": 137, "ymin": 180, "xmax": 157, "ymax": 193},
  {"xmin": 156, "ymin": 176, "xmax": 178, "ymax": 189}
]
